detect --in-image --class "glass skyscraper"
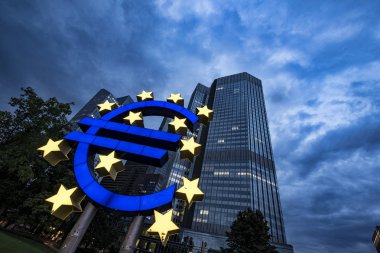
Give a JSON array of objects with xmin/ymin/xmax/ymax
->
[
  {"xmin": 166, "ymin": 83, "xmax": 210, "ymax": 186},
  {"xmin": 182, "ymin": 72, "xmax": 293, "ymax": 253},
  {"xmin": 70, "ymin": 89, "xmax": 133, "ymax": 123},
  {"xmin": 161, "ymin": 83, "xmax": 210, "ymax": 225}
]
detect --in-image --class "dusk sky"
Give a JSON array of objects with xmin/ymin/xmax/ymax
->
[{"xmin": 1, "ymin": 1, "xmax": 380, "ymax": 252}]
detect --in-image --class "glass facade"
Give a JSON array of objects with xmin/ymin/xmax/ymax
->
[
  {"xmin": 166, "ymin": 83, "xmax": 210, "ymax": 187},
  {"xmin": 190, "ymin": 73, "xmax": 289, "ymax": 247},
  {"xmin": 69, "ymin": 89, "xmax": 158, "ymax": 196},
  {"xmin": 162, "ymin": 83, "xmax": 210, "ymax": 224}
]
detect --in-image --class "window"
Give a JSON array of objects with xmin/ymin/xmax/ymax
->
[{"xmin": 214, "ymin": 171, "xmax": 230, "ymax": 176}]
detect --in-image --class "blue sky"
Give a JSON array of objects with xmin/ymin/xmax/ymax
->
[{"xmin": 1, "ymin": 1, "xmax": 380, "ymax": 252}]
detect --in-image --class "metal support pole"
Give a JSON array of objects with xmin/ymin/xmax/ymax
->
[
  {"xmin": 59, "ymin": 202, "xmax": 97, "ymax": 253},
  {"xmin": 119, "ymin": 215, "xmax": 145, "ymax": 253},
  {"xmin": 201, "ymin": 241, "xmax": 207, "ymax": 253}
]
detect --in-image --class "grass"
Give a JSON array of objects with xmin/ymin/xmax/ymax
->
[{"xmin": 0, "ymin": 230, "xmax": 56, "ymax": 253}]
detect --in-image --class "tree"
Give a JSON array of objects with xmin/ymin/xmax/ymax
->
[
  {"xmin": 222, "ymin": 208, "xmax": 278, "ymax": 253},
  {"xmin": 0, "ymin": 87, "xmax": 138, "ymax": 252},
  {"xmin": 0, "ymin": 87, "xmax": 76, "ymax": 238}
]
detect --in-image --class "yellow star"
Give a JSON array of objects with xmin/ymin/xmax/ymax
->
[
  {"xmin": 45, "ymin": 184, "xmax": 85, "ymax": 220},
  {"xmin": 123, "ymin": 111, "xmax": 144, "ymax": 127},
  {"xmin": 180, "ymin": 137, "xmax": 201, "ymax": 161},
  {"xmin": 168, "ymin": 117, "xmax": 187, "ymax": 135},
  {"xmin": 176, "ymin": 177, "xmax": 204, "ymax": 205},
  {"xmin": 97, "ymin": 100, "xmax": 118, "ymax": 116},
  {"xmin": 95, "ymin": 151, "xmax": 125, "ymax": 180},
  {"xmin": 37, "ymin": 139, "xmax": 71, "ymax": 166},
  {"xmin": 196, "ymin": 105, "xmax": 213, "ymax": 125},
  {"xmin": 137, "ymin": 91, "xmax": 154, "ymax": 102},
  {"xmin": 167, "ymin": 93, "xmax": 184, "ymax": 106},
  {"xmin": 147, "ymin": 209, "xmax": 180, "ymax": 246}
]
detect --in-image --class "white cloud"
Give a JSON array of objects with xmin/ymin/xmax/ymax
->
[
  {"xmin": 234, "ymin": 0, "xmax": 289, "ymax": 35},
  {"xmin": 154, "ymin": 0, "xmax": 216, "ymax": 21},
  {"xmin": 313, "ymin": 23, "xmax": 363, "ymax": 44},
  {"xmin": 157, "ymin": 52, "xmax": 244, "ymax": 106},
  {"xmin": 267, "ymin": 48, "xmax": 309, "ymax": 67},
  {"xmin": 270, "ymin": 62, "xmax": 380, "ymax": 152}
]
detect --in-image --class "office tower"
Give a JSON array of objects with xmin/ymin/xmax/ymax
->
[
  {"xmin": 70, "ymin": 89, "xmax": 161, "ymax": 194},
  {"xmin": 135, "ymin": 83, "xmax": 211, "ymax": 253},
  {"xmin": 166, "ymin": 83, "xmax": 210, "ymax": 186},
  {"xmin": 70, "ymin": 89, "xmax": 133, "ymax": 122},
  {"xmin": 373, "ymin": 226, "xmax": 380, "ymax": 253},
  {"xmin": 181, "ymin": 73, "xmax": 293, "ymax": 253},
  {"xmin": 161, "ymin": 84, "xmax": 210, "ymax": 225}
]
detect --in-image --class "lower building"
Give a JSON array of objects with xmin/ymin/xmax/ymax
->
[{"xmin": 181, "ymin": 229, "xmax": 293, "ymax": 253}]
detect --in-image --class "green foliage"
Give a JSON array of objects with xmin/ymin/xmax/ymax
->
[
  {"xmin": 222, "ymin": 208, "xmax": 278, "ymax": 253},
  {"xmin": 0, "ymin": 87, "xmax": 126, "ymax": 252},
  {"xmin": 0, "ymin": 87, "xmax": 75, "ymax": 237}
]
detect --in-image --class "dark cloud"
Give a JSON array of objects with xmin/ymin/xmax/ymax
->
[
  {"xmin": 0, "ymin": 1, "xmax": 169, "ymax": 113},
  {"xmin": 291, "ymin": 112, "xmax": 380, "ymax": 177},
  {"xmin": 283, "ymin": 157, "xmax": 379, "ymax": 253},
  {"xmin": 279, "ymin": 96, "xmax": 380, "ymax": 252}
]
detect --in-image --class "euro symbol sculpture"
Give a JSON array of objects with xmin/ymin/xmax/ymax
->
[{"xmin": 38, "ymin": 91, "xmax": 213, "ymax": 245}]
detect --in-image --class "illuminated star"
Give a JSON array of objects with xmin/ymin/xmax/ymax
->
[
  {"xmin": 167, "ymin": 93, "xmax": 184, "ymax": 106},
  {"xmin": 123, "ymin": 111, "xmax": 144, "ymax": 127},
  {"xmin": 37, "ymin": 139, "xmax": 71, "ymax": 166},
  {"xmin": 137, "ymin": 91, "xmax": 154, "ymax": 102},
  {"xmin": 95, "ymin": 151, "xmax": 125, "ymax": 180},
  {"xmin": 196, "ymin": 105, "xmax": 213, "ymax": 125},
  {"xmin": 176, "ymin": 177, "xmax": 204, "ymax": 205},
  {"xmin": 147, "ymin": 209, "xmax": 180, "ymax": 246},
  {"xmin": 97, "ymin": 100, "xmax": 118, "ymax": 116},
  {"xmin": 45, "ymin": 184, "xmax": 85, "ymax": 220},
  {"xmin": 168, "ymin": 117, "xmax": 187, "ymax": 135},
  {"xmin": 180, "ymin": 137, "xmax": 201, "ymax": 160}
]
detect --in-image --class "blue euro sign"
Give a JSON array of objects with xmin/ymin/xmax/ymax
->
[{"xmin": 64, "ymin": 101, "xmax": 199, "ymax": 214}]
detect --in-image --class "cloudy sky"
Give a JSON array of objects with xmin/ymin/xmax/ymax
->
[{"xmin": 1, "ymin": 1, "xmax": 379, "ymax": 252}]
